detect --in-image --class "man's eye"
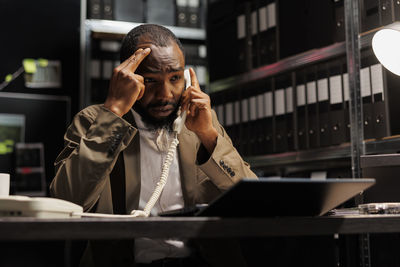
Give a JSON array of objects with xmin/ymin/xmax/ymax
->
[
  {"xmin": 144, "ymin": 77, "xmax": 156, "ymax": 83},
  {"xmin": 170, "ymin": 75, "xmax": 181, "ymax": 82}
]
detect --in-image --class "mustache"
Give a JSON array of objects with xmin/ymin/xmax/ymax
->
[{"xmin": 147, "ymin": 101, "xmax": 177, "ymax": 109}]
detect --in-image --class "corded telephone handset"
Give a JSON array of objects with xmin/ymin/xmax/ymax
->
[{"xmin": 0, "ymin": 70, "xmax": 192, "ymax": 219}]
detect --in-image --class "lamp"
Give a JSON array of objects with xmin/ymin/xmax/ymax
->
[{"xmin": 372, "ymin": 22, "xmax": 400, "ymax": 76}]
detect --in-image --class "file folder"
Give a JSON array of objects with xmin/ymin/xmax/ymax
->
[
  {"xmin": 305, "ymin": 68, "xmax": 319, "ymax": 148},
  {"xmin": 147, "ymin": 0, "xmax": 175, "ymax": 26},
  {"xmin": 252, "ymin": 88, "xmax": 267, "ymax": 155},
  {"xmin": 114, "ymin": 0, "xmax": 144, "ymax": 22},
  {"xmin": 360, "ymin": 58, "xmax": 374, "ymax": 139},
  {"xmin": 236, "ymin": 2, "xmax": 253, "ymax": 74},
  {"xmin": 248, "ymin": 91, "xmax": 260, "ymax": 155},
  {"xmin": 379, "ymin": 0, "xmax": 393, "ymax": 26},
  {"xmin": 251, "ymin": 0, "xmax": 260, "ymax": 68},
  {"xmin": 360, "ymin": 0, "xmax": 380, "ymax": 32},
  {"xmin": 258, "ymin": 0, "xmax": 277, "ymax": 65},
  {"xmin": 207, "ymin": 1, "xmax": 237, "ymax": 81},
  {"xmin": 88, "ymin": 0, "xmax": 102, "ymax": 19},
  {"xmin": 328, "ymin": 60, "xmax": 346, "ymax": 146},
  {"xmin": 285, "ymin": 82, "xmax": 295, "ymax": 151},
  {"xmin": 176, "ymin": 0, "xmax": 188, "ymax": 27},
  {"xmin": 333, "ymin": 0, "xmax": 345, "ymax": 42},
  {"xmin": 296, "ymin": 72, "xmax": 309, "ymax": 150},
  {"xmin": 263, "ymin": 89, "xmax": 274, "ymax": 154},
  {"xmin": 274, "ymin": 75, "xmax": 290, "ymax": 153},
  {"xmin": 342, "ymin": 72, "xmax": 351, "ymax": 143},
  {"xmin": 317, "ymin": 63, "xmax": 331, "ymax": 147},
  {"xmin": 240, "ymin": 92, "xmax": 251, "ymax": 155},
  {"xmin": 187, "ymin": 0, "xmax": 201, "ymax": 28},
  {"xmin": 370, "ymin": 63, "xmax": 389, "ymax": 138},
  {"xmin": 102, "ymin": 0, "xmax": 114, "ymax": 20}
]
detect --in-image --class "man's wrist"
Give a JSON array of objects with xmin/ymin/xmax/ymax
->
[
  {"xmin": 196, "ymin": 127, "xmax": 218, "ymax": 155},
  {"xmin": 103, "ymin": 103, "xmax": 124, "ymax": 117}
]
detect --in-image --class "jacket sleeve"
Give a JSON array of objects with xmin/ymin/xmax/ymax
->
[
  {"xmin": 49, "ymin": 105, "xmax": 137, "ymax": 211},
  {"xmin": 197, "ymin": 110, "xmax": 258, "ymax": 191}
]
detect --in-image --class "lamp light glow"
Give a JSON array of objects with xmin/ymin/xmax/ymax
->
[{"xmin": 372, "ymin": 22, "xmax": 400, "ymax": 76}]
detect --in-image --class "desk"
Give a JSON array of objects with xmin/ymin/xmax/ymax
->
[
  {"xmin": 2, "ymin": 215, "xmax": 400, "ymax": 267},
  {"xmin": 1, "ymin": 214, "xmax": 400, "ymax": 240}
]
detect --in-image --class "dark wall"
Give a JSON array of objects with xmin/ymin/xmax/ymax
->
[
  {"xmin": 0, "ymin": 0, "xmax": 81, "ymax": 194},
  {"xmin": 0, "ymin": 0, "xmax": 80, "ymax": 115}
]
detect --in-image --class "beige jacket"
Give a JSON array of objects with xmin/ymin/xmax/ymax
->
[
  {"xmin": 50, "ymin": 104, "xmax": 257, "ymax": 266},
  {"xmin": 50, "ymin": 104, "xmax": 257, "ymax": 213}
]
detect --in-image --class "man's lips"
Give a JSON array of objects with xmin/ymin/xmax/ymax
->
[{"xmin": 148, "ymin": 105, "xmax": 175, "ymax": 117}]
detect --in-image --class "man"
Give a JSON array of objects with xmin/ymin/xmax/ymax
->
[{"xmin": 50, "ymin": 24, "xmax": 257, "ymax": 266}]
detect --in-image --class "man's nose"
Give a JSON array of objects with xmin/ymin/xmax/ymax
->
[{"xmin": 156, "ymin": 82, "xmax": 174, "ymax": 99}]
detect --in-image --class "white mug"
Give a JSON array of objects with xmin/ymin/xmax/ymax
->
[{"xmin": 0, "ymin": 173, "xmax": 10, "ymax": 197}]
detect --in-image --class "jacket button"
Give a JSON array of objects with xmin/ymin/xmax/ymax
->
[
  {"xmin": 227, "ymin": 167, "xmax": 232, "ymax": 173},
  {"xmin": 219, "ymin": 160, "xmax": 224, "ymax": 166},
  {"xmin": 230, "ymin": 171, "xmax": 235, "ymax": 177}
]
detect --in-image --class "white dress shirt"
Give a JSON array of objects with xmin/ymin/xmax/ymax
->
[{"xmin": 132, "ymin": 111, "xmax": 191, "ymax": 263}]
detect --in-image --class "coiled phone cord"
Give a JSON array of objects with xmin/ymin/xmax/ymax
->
[{"xmin": 130, "ymin": 134, "xmax": 180, "ymax": 217}]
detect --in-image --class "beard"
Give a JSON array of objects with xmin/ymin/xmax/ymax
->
[{"xmin": 133, "ymin": 100, "xmax": 180, "ymax": 132}]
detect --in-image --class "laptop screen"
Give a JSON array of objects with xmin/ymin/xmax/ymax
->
[{"xmin": 195, "ymin": 178, "xmax": 375, "ymax": 217}]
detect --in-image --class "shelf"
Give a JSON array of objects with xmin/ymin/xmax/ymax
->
[
  {"xmin": 209, "ymin": 30, "xmax": 377, "ymax": 94},
  {"xmin": 245, "ymin": 135, "xmax": 400, "ymax": 169},
  {"xmin": 85, "ymin": 19, "xmax": 206, "ymax": 41},
  {"xmin": 245, "ymin": 143, "xmax": 351, "ymax": 169},
  {"xmin": 361, "ymin": 153, "xmax": 400, "ymax": 168}
]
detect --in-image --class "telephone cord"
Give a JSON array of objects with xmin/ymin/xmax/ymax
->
[{"xmin": 130, "ymin": 134, "xmax": 180, "ymax": 217}]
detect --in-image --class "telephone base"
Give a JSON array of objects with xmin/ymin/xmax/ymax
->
[{"xmin": 0, "ymin": 195, "xmax": 83, "ymax": 218}]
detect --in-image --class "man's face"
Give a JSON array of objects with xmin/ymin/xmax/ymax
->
[{"xmin": 133, "ymin": 38, "xmax": 185, "ymax": 130}]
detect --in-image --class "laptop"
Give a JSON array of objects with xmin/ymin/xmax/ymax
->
[{"xmin": 159, "ymin": 178, "xmax": 375, "ymax": 217}]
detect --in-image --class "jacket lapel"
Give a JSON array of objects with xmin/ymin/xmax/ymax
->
[
  {"xmin": 178, "ymin": 125, "xmax": 199, "ymax": 206},
  {"xmin": 122, "ymin": 110, "xmax": 141, "ymax": 213}
]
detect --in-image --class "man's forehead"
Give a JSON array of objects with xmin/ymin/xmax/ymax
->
[{"xmin": 136, "ymin": 41, "xmax": 184, "ymax": 73}]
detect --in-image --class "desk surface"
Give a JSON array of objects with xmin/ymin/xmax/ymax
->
[{"xmin": 1, "ymin": 215, "xmax": 400, "ymax": 241}]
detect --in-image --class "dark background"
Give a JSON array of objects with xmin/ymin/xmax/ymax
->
[{"xmin": 0, "ymin": 0, "xmax": 81, "ymax": 191}]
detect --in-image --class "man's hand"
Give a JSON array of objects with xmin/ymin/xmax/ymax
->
[
  {"xmin": 182, "ymin": 68, "xmax": 218, "ymax": 154},
  {"xmin": 104, "ymin": 48, "xmax": 151, "ymax": 117}
]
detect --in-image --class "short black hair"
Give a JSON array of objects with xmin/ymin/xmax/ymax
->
[{"xmin": 120, "ymin": 24, "xmax": 184, "ymax": 63}]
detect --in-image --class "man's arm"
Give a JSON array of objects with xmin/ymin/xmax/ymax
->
[
  {"xmin": 197, "ymin": 110, "xmax": 258, "ymax": 191},
  {"xmin": 181, "ymin": 68, "xmax": 257, "ymax": 191},
  {"xmin": 49, "ymin": 105, "xmax": 136, "ymax": 211}
]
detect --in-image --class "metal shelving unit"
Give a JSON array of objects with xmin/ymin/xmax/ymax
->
[
  {"xmin": 208, "ymin": 11, "xmax": 390, "ymax": 174},
  {"xmin": 86, "ymin": 19, "xmax": 206, "ymax": 40},
  {"xmin": 245, "ymin": 136, "xmax": 400, "ymax": 169}
]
